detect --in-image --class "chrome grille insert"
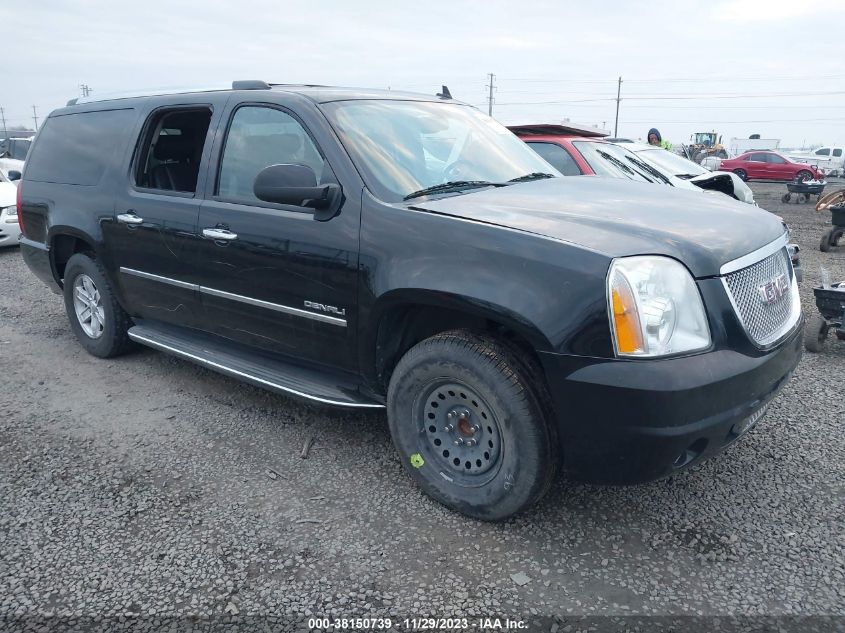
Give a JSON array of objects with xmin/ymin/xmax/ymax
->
[{"xmin": 722, "ymin": 241, "xmax": 801, "ymax": 347}]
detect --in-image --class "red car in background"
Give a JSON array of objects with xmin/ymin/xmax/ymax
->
[
  {"xmin": 717, "ymin": 150, "xmax": 823, "ymax": 182},
  {"xmin": 507, "ymin": 125, "xmax": 669, "ymax": 184}
]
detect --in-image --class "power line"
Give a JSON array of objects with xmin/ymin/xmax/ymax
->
[
  {"xmin": 499, "ymin": 73, "xmax": 843, "ymax": 83},
  {"xmin": 494, "ymin": 90, "xmax": 845, "ymax": 106}
]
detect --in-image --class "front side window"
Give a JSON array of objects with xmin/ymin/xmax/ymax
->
[
  {"xmin": 217, "ymin": 106, "xmax": 326, "ymax": 203},
  {"xmin": 136, "ymin": 108, "xmax": 211, "ymax": 193},
  {"xmin": 767, "ymin": 154, "xmax": 786, "ymax": 164},
  {"xmin": 833, "ymin": 149, "xmax": 842, "ymax": 157},
  {"xmin": 526, "ymin": 142, "xmax": 582, "ymax": 176},
  {"xmin": 322, "ymin": 100, "xmax": 558, "ymax": 202}
]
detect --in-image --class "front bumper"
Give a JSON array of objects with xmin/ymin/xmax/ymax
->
[
  {"xmin": 0, "ymin": 215, "xmax": 21, "ymax": 248},
  {"xmin": 539, "ymin": 321, "xmax": 803, "ymax": 484}
]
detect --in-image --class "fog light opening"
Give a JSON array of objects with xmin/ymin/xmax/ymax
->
[
  {"xmin": 725, "ymin": 405, "xmax": 769, "ymax": 446},
  {"xmin": 672, "ymin": 438, "xmax": 709, "ymax": 470}
]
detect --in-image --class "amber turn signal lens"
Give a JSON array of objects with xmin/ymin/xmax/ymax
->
[{"xmin": 611, "ymin": 279, "xmax": 644, "ymax": 355}]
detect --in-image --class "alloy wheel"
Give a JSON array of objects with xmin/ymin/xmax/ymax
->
[{"xmin": 72, "ymin": 274, "xmax": 105, "ymax": 339}]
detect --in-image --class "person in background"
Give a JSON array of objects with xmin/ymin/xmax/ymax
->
[{"xmin": 647, "ymin": 128, "xmax": 672, "ymax": 151}]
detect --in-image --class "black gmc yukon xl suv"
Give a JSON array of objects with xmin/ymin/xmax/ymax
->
[{"xmin": 18, "ymin": 81, "xmax": 802, "ymax": 520}]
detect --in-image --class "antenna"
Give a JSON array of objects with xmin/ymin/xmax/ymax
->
[{"xmin": 436, "ymin": 85, "xmax": 452, "ymax": 99}]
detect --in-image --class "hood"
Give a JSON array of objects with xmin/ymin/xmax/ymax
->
[
  {"xmin": 689, "ymin": 171, "xmax": 755, "ymax": 204},
  {"xmin": 411, "ymin": 177, "xmax": 785, "ymax": 278},
  {"xmin": 0, "ymin": 182, "xmax": 16, "ymax": 207}
]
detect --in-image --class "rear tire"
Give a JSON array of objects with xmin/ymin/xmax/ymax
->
[
  {"xmin": 63, "ymin": 253, "xmax": 134, "ymax": 358},
  {"xmin": 733, "ymin": 169, "xmax": 747, "ymax": 181},
  {"xmin": 795, "ymin": 170, "xmax": 812, "ymax": 182},
  {"xmin": 387, "ymin": 330, "xmax": 558, "ymax": 521},
  {"xmin": 804, "ymin": 314, "xmax": 829, "ymax": 353}
]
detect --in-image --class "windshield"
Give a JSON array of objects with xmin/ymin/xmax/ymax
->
[
  {"xmin": 572, "ymin": 141, "xmax": 671, "ymax": 185},
  {"xmin": 322, "ymin": 100, "xmax": 559, "ymax": 202},
  {"xmin": 636, "ymin": 148, "xmax": 707, "ymax": 178}
]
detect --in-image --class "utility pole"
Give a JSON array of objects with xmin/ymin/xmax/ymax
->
[
  {"xmin": 0, "ymin": 107, "xmax": 6, "ymax": 140},
  {"xmin": 485, "ymin": 73, "xmax": 496, "ymax": 117},
  {"xmin": 80, "ymin": 84, "xmax": 92, "ymax": 97},
  {"xmin": 614, "ymin": 77, "xmax": 622, "ymax": 137},
  {"xmin": 32, "ymin": 106, "xmax": 39, "ymax": 131}
]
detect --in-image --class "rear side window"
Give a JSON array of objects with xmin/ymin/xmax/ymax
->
[
  {"xmin": 526, "ymin": 142, "xmax": 582, "ymax": 176},
  {"xmin": 815, "ymin": 148, "xmax": 830, "ymax": 156},
  {"xmin": 25, "ymin": 109, "xmax": 136, "ymax": 185},
  {"xmin": 135, "ymin": 108, "xmax": 212, "ymax": 193}
]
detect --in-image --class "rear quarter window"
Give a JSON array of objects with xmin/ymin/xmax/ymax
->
[{"xmin": 25, "ymin": 108, "xmax": 136, "ymax": 186}]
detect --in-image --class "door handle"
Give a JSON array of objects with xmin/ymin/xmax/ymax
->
[
  {"xmin": 202, "ymin": 228, "xmax": 238, "ymax": 241},
  {"xmin": 117, "ymin": 212, "xmax": 144, "ymax": 225}
]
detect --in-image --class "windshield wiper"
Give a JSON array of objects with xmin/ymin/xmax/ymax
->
[
  {"xmin": 596, "ymin": 150, "xmax": 655, "ymax": 183},
  {"xmin": 508, "ymin": 172, "xmax": 556, "ymax": 183},
  {"xmin": 623, "ymin": 155, "xmax": 672, "ymax": 185},
  {"xmin": 403, "ymin": 180, "xmax": 505, "ymax": 201}
]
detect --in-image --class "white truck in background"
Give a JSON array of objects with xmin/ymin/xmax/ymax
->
[
  {"xmin": 728, "ymin": 137, "xmax": 781, "ymax": 155},
  {"xmin": 787, "ymin": 146, "xmax": 845, "ymax": 177}
]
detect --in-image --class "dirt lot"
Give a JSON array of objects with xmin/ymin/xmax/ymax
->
[{"xmin": 0, "ymin": 181, "xmax": 843, "ymax": 631}]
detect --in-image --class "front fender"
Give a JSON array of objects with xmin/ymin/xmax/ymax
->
[{"xmin": 358, "ymin": 197, "xmax": 616, "ymax": 385}]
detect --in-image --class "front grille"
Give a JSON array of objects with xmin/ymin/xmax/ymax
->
[{"xmin": 723, "ymin": 247, "xmax": 797, "ymax": 346}]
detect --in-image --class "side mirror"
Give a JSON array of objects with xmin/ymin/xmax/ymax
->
[
  {"xmin": 7, "ymin": 170, "xmax": 21, "ymax": 182},
  {"xmin": 253, "ymin": 164, "xmax": 341, "ymax": 220}
]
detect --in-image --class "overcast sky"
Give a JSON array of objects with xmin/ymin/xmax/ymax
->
[{"xmin": 4, "ymin": 0, "xmax": 843, "ymax": 147}]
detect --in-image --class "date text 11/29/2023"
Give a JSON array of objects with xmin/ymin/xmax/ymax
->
[{"xmin": 307, "ymin": 617, "xmax": 527, "ymax": 630}]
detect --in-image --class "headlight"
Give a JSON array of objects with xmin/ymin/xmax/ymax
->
[{"xmin": 607, "ymin": 256, "xmax": 711, "ymax": 358}]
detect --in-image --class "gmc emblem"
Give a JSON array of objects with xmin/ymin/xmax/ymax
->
[{"xmin": 758, "ymin": 274, "xmax": 789, "ymax": 305}]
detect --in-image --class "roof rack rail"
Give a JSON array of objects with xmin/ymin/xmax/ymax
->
[{"xmin": 232, "ymin": 80, "xmax": 271, "ymax": 90}]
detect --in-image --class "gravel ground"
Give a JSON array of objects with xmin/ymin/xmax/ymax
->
[{"xmin": 0, "ymin": 181, "xmax": 843, "ymax": 631}]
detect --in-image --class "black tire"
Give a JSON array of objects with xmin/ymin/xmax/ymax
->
[
  {"xmin": 781, "ymin": 193, "xmax": 791, "ymax": 203},
  {"xmin": 387, "ymin": 330, "xmax": 558, "ymax": 521},
  {"xmin": 835, "ymin": 329, "xmax": 845, "ymax": 341},
  {"xmin": 795, "ymin": 170, "xmax": 812, "ymax": 182},
  {"xmin": 733, "ymin": 169, "xmax": 747, "ymax": 181},
  {"xmin": 804, "ymin": 314, "xmax": 829, "ymax": 353},
  {"xmin": 62, "ymin": 253, "xmax": 134, "ymax": 358},
  {"xmin": 820, "ymin": 229, "xmax": 833, "ymax": 252}
]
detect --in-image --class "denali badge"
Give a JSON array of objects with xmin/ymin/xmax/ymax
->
[
  {"xmin": 758, "ymin": 274, "xmax": 789, "ymax": 305},
  {"xmin": 304, "ymin": 300, "xmax": 346, "ymax": 317}
]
